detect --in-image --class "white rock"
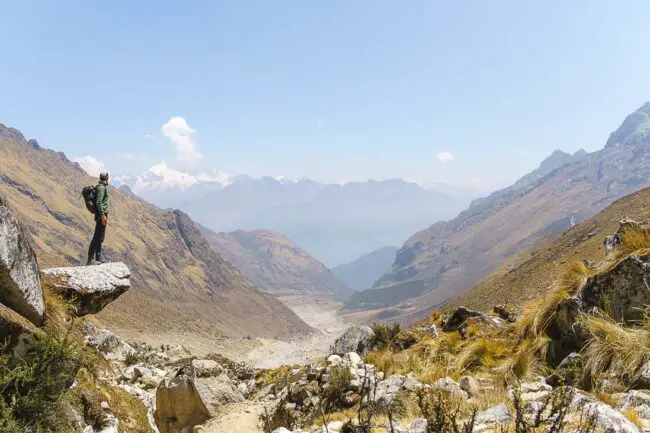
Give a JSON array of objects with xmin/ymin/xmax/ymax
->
[
  {"xmin": 474, "ymin": 404, "xmax": 511, "ymax": 432},
  {"xmin": 327, "ymin": 355, "xmax": 343, "ymax": 366},
  {"xmin": 41, "ymin": 262, "xmax": 131, "ymax": 316},
  {"xmin": 343, "ymin": 352, "xmax": 362, "ymax": 367}
]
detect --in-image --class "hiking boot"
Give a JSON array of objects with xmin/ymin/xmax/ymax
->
[
  {"xmin": 86, "ymin": 258, "xmax": 94, "ymax": 266},
  {"xmin": 96, "ymin": 253, "xmax": 108, "ymax": 264}
]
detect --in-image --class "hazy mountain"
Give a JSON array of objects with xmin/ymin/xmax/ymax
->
[
  {"xmin": 201, "ymin": 227, "xmax": 351, "ymax": 300},
  {"xmin": 0, "ymin": 123, "xmax": 312, "ymax": 340},
  {"xmin": 331, "ymin": 246, "xmax": 399, "ymax": 292},
  {"xmin": 118, "ymin": 172, "xmax": 477, "ymax": 267},
  {"xmin": 345, "ymin": 102, "xmax": 650, "ymax": 320}
]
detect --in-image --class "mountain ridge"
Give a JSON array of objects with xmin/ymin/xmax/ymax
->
[
  {"xmin": 0, "ymin": 123, "xmax": 312, "ymax": 341},
  {"xmin": 345, "ymin": 102, "xmax": 650, "ymax": 321},
  {"xmin": 331, "ymin": 246, "xmax": 399, "ymax": 292}
]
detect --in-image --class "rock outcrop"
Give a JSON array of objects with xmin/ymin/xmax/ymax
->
[
  {"xmin": 41, "ymin": 263, "xmax": 131, "ymax": 316},
  {"xmin": 442, "ymin": 306, "xmax": 484, "ymax": 332},
  {"xmin": 0, "ymin": 194, "xmax": 44, "ymax": 325},
  {"xmin": 330, "ymin": 325, "xmax": 375, "ymax": 356},
  {"xmin": 154, "ymin": 359, "xmax": 244, "ymax": 433}
]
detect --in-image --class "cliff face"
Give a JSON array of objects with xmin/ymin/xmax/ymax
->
[
  {"xmin": 346, "ymin": 102, "xmax": 650, "ymax": 320},
  {"xmin": 0, "ymin": 124, "xmax": 312, "ymax": 340}
]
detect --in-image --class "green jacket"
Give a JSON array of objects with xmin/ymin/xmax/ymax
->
[{"xmin": 95, "ymin": 182, "xmax": 110, "ymax": 216}]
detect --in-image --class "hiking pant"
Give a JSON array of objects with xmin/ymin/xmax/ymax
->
[{"xmin": 88, "ymin": 215, "xmax": 106, "ymax": 261}]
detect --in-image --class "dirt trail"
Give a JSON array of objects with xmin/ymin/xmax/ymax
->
[
  {"xmin": 203, "ymin": 296, "xmax": 350, "ymax": 432},
  {"xmin": 201, "ymin": 401, "xmax": 268, "ymax": 433}
]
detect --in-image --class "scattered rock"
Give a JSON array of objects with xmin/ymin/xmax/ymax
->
[
  {"xmin": 474, "ymin": 404, "xmax": 511, "ymax": 431},
  {"xmin": 330, "ymin": 325, "xmax": 375, "ymax": 356},
  {"xmin": 633, "ymin": 361, "xmax": 650, "ymax": 390},
  {"xmin": 41, "ymin": 262, "xmax": 131, "ymax": 316},
  {"xmin": 82, "ymin": 321, "xmax": 135, "ymax": 362},
  {"xmin": 459, "ymin": 376, "xmax": 480, "ymax": 398},
  {"xmin": 0, "ymin": 194, "xmax": 44, "ymax": 325},
  {"xmin": 493, "ymin": 304, "xmax": 517, "ymax": 323},
  {"xmin": 442, "ymin": 306, "xmax": 484, "ymax": 332}
]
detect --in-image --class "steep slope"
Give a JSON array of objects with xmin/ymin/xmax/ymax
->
[
  {"xmin": 201, "ymin": 228, "xmax": 351, "ymax": 300},
  {"xmin": 454, "ymin": 187, "xmax": 650, "ymax": 311},
  {"xmin": 345, "ymin": 102, "xmax": 650, "ymax": 319},
  {"xmin": 331, "ymin": 246, "xmax": 399, "ymax": 291},
  {"xmin": 0, "ymin": 124, "xmax": 311, "ymax": 341}
]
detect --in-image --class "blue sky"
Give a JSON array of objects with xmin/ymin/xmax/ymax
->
[{"xmin": 2, "ymin": 1, "xmax": 650, "ymax": 191}]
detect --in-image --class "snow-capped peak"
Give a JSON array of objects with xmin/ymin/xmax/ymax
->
[{"xmin": 118, "ymin": 163, "xmax": 230, "ymax": 194}]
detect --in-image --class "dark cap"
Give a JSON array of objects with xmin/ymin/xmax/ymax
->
[{"xmin": 99, "ymin": 172, "xmax": 109, "ymax": 181}]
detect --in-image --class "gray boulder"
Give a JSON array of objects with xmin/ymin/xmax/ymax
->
[
  {"xmin": 474, "ymin": 404, "xmax": 511, "ymax": 432},
  {"xmin": 154, "ymin": 359, "xmax": 244, "ymax": 433},
  {"xmin": 41, "ymin": 262, "xmax": 131, "ymax": 316},
  {"xmin": 330, "ymin": 325, "xmax": 375, "ymax": 356},
  {"xmin": 0, "ymin": 194, "xmax": 44, "ymax": 325},
  {"xmin": 82, "ymin": 321, "xmax": 135, "ymax": 362},
  {"xmin": 580, "ymin": 253, "xmax": 650, "ymax": 325}
]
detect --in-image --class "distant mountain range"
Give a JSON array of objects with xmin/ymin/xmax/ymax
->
[
  {"xmin": 332, "ymin": 246, "xmax": 399, "ymax": 292},
  {"xmin": 200, "ymin": 227, "xmax": 352, "ymax": 300},
  {"xmin": 116, "ymin": 172, "xmax": 480, "ymax": 267},
  {"xmin": 345, "ymin": 102, "xmax": 650, "ymax": 321}
]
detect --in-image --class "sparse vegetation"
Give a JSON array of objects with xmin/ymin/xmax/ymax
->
[{"xmin": 370, "ymin": 322, "xmax": 402, "ymax": 351}]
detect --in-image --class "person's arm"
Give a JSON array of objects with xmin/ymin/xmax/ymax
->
[{"xmin": 95, "ymin": 185, "xmax": 106, "ymax": 216}]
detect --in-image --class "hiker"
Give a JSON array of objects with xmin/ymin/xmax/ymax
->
[{"xmin": 87, "ymin": 172, "xmax": 110, "ymax": 265}]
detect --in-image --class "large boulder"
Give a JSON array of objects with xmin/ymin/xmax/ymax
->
[
  {"xmin": 0, "ymin": 194, "xmax": 44, "ymax": 325},
  {"xmin": 82, "ymin": 321, "xmax": 136, "ymax": 361},
  {"xmin": 330, "ymin": 325, "xmax": 375, "ymax": 356},
  {"xmin": 154, "ymin": 359, "xmax": 244, "ymax": 433},
  {"xmin": 580, "ymin": 253, "xmax": 650, "ymax": 325},
  {"xmin": 0, "ymin": 302, "xmax": 43, "ymax": 358},
  {"xmin": 41, "ymin": 262, "xmax": 131, "ymax": 316}
]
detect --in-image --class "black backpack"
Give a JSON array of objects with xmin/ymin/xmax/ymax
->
[{"xmin": 81, "ymin": 186, "xmax": 97, "ymax": 214}]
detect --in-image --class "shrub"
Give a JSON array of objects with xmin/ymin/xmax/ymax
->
[
  {"xmin": 0, "ymin": 332, "xmax": 81, "ymax": 432},
  {"xmin": 325, "ymin": 364, "xmax": 353, "ymax": 408},
  {"xmin": 370, "ymin": 322, "xmax": 401, "ymax": 351},
  {"xmin": 415, "ymin": 388, "xmax": 476, "ymax": 433}
]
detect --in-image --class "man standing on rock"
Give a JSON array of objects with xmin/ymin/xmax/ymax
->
[{"xmin": 87, "ymin": 172, "xmax": 110, "ymax": 265}]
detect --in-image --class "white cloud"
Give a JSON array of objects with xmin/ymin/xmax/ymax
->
[
  {"xmin": 161, "ymin": 116, "xmax": 203, "ymax": 162},
  {"xmin": 73, "ymin": 155, "xmax": 106, "ymax": 177},
  {"xmin": 436, "ymin": 151, "xmax": 454, "ymax": 163}
]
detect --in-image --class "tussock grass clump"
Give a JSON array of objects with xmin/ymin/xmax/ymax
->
[
  {"xmin": 580, "ymin": 313, "xmax": 650, "ymax": 384},
  {"xmin": 370, "ymin": 322, "xmax": 402, "ymax": 351},
  {"xmin": 494, "ymin": 336, "xmax": 550, "ymax": 384},
  {"xmin": 617, "ymin": 223, "xmax": 650, "ymax": 257},
  {"xmin": 454, "ymin": 338, "xmax": 509, "ymax": 374},
  {"xmin": 518, "ymin": 288, "xmax": 570, "ymax": 340},
  {"xmin": 557, "ymin": 260, "xmax": 593, "ymax": 295}
]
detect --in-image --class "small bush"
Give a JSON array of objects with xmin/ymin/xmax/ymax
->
[
  {"xmin": 415, "ymin": 388, "xmax": 476, "ymax": 433},
  {"xmin": 0, "ymin": 332, "xmax": 81, "ymax": 432},
  {"xmin": 370, "ymin": 322, "xmax": 401, "ymax": 351},
  {"xmin": 325, "ymin": 364, "xmax": 353, "ymax": 408}
]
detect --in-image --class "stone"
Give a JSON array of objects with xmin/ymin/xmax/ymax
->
[
  {"xmin": 272, "ymin": 428, "xmax": 292, "ymax": 433},
  {"xmin": 571, "ymin": 390, "xmax": 641, "ymax": 433},
  {"xmin": 327, "ymin": 354, "xmax": 343, "ymax": 366},
  {"xmin": 442, "ymin": 306, "xmax": 484, "ymax": 332},
  {"xmin": 82, "ymin": 321, "xmax": 136, "ymax": 361},
  {"xmin": 474, "ymin": 404, "xmax": 511, "ymax": 432},
  {"xmin": 154, "ymin": 362, "xmax": 244, "ymax": 433},
  {"xmin": 342, "ymin": 352, "xmax": 362, "ymax": 367},
  {"xmin": 432, "ymin": 377, "xmax": 466, "ymax": 398},
  {"xmin": 41, "ymin": 262, "xmax": 131, "ymax": 316},
  {"xmin": 375, "ymin": 375, "xmax": 406, "ymax": 407},
  {"xmin": 0, "ymin": 194, "xmax": 44, "ymax": 325},
  {"xmin": 330, "ymin": 325, "xmax": 375, "ymax": 356},
  {"xmin": 580, "ymin": 253, "xmax": 650, "ymax": 325},
  {"xmin": 493, "ymin": 304, "xmax": 517, "ymax": 323},
  {"xmin": 124, "ymin": 363, "xmax": 167, "ymax": 387},
  {"xmin": 407, "ymin": 419, "xmax": 427, "ymax": 433},
  {"xmin": 633, "ymin": 361, "xmax": 650, "ymax": 389},
  {"xmin": 0, "ymin": 302, "xmax": 43, "ymax": 358},
  {"xmin": 459, "ymin": 376, "xmax": 480, "ymax": 398}
]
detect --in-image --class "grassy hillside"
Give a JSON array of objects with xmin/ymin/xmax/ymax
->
[
  {"xmin": 201, "ymin": 227, "xmax": 351, "ymax": 300},
  {"xmin": 453, "ymin": 187, "xmax": 650, "ymax": 311},
  {"xmin": 0, "ymin": 124, "xmax": 312, "ymax": 341}
]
